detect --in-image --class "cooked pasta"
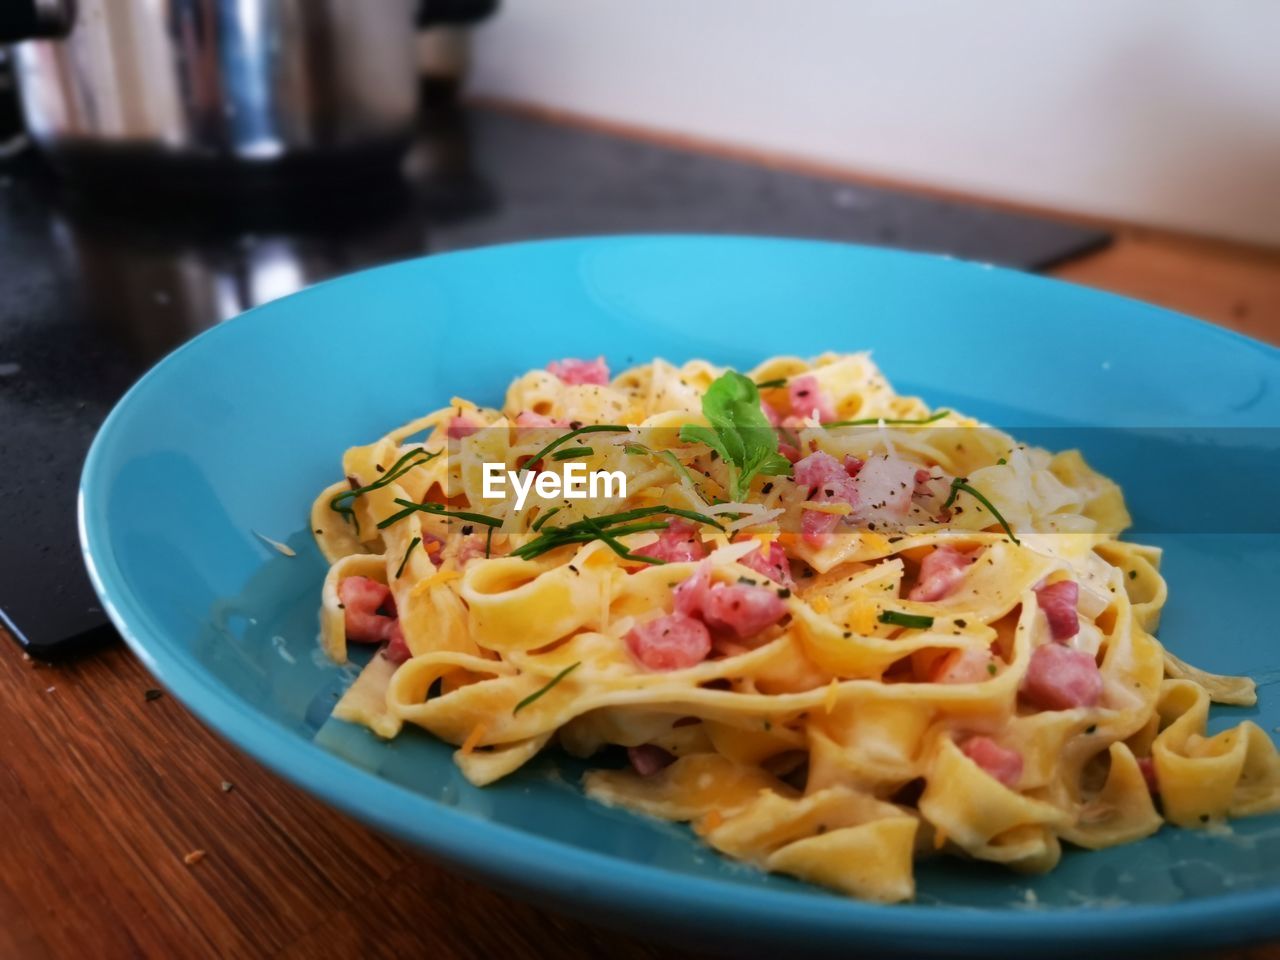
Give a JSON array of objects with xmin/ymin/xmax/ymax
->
[{"xmin": 311, "ymin": 352, "xmax": 1280, "ymax": 902}]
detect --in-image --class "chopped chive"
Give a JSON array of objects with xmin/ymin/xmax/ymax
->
[
  {"xmin": 942, "ymin": 478, "xmax": 1020, "ymax": 545},
  {"xmin": 996, "ymin": 457, "xmax": 1008, "ymax": 465},
  {"xmin": 754, "ymin": 378, "xmax": 788, "ymax": 389},
  {"xmin": 878, "ymin": 610, "xmax": 935, "ymax": 629},
  {"xmin": 587, "ymin": 504, "xmax": 721, "ymax": 529},
  {"xmin": 511, "ymin": 520, "xmax": 670, "ymax": 556},
  {"xmin": 522, "ymin": 425, "xmax": 630, "ymax": 472},
  {"xmin": 550, "ymin": 445, "xmax": 594, "ymax": 461},
  {"xmin": 590, "ymin": 521, "xmax": 671, "ymax": 538},
  {"xmin": 378, "ymin": 498, "xmax": 502, "ymax": 530},
  {"xmin": 330, "ymin": 447, "xmax": 437, "ymax": 515},
  {"xmin": 330, "ymin": 447, "xmax": 440, "ymax": 533},
  {"xmin": 662, "ymin": 507, "xmax": 725, "ymax": 529},
  {"xmin": 987, "ymin": 662, "xmax": 998, "ymax": 676},
  {"xmin": 531, "ymin": 506, "xmax": 562, "ymax": 532},
  {"xmin": 485, "ymin": 525, "xmax": 494, "ymax": 558},
  {"xmin": 824, "ymin": 410, "xmax": 950, "ymax": 428},
  {"xmin": 395, "ymin": 537, "xmax": 421, "ymax": 578},
  {"xmin": 577, "ymin": 517, "xmax": 664, "ymax": 566},
  {"xmin": 509, "ymin": 505, "xmax": 721, "ymax": 563},
  {"xmin": 513, "ymin": 662, "xmax": 581, "ymax": 714}
]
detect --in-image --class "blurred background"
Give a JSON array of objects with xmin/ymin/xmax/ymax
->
[
  {"xmin": 471, "ymin": 1, "xmax": 1280, "ymax": 247},
  {"xmin": 1, "ymin": 0, "xmax": 1278, "ymax": 654}
]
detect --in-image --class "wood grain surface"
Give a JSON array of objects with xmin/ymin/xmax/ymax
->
[{"xmin": 2, "ymin": 114, "xmax": 1278, "ymax": 959}]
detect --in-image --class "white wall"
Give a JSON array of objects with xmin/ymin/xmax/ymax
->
[{"xmin": 469, "ymin": 1, "xmax": 1280, "ymax": 247}]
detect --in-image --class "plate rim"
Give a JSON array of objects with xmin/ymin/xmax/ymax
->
[{"xmin": 79, "ymin": 235, "xmax": 1280, "ymax": 954}]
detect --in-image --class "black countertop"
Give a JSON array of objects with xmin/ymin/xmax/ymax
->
[{"xmin": 0, "ymin": 102, "xmax": 1108, "ymax": 655}]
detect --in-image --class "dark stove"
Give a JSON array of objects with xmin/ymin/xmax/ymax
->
[{"xmin": 0, "ymin": 102, "xmax": 1108, "ymax": 657}]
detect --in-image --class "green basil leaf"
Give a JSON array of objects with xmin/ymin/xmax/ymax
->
[{"xmin": 680, "ymin": 371, "xmax": 792, "ymax": 500}]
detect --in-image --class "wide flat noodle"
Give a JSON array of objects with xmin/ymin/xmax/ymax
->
[
  {"xmin": 1162, "ymin": 649, "xmax": 1257, "ymax": 706},
  {"xmin": 308, "ymin": 351, "xmax": 1276, "ymax": 903}
]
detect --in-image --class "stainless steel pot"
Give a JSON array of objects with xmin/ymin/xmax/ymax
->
[{"xmin": 2, "ymin": 0, "xmax": 456, "ymax": 179}]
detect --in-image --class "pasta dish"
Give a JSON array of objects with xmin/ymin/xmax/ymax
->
[{"xmin": 310, "ymin": 353, "xmax": 1279, "ymax": 902}]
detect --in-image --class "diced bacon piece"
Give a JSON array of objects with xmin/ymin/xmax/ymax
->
[
  {"xmin": 794, "ymin": 451, "xmax": 860, "ymax": 546},
  {"xmin": 740, "ymin": 542, "xmax": 795, "ymax": 588},
  {"xmin": 760, "ymin": 400, "xmax": 782, "ymax": 427},
  {"xmin": 816, "ymin": 476, "xmax": 859, "ymax": 505},
  {"xmin": 1137, "ymin": 756, "xmax": 1159, "ymax": 794},
  {"xmin": 547, "ymin": 356, "xmax": 610, "ymax": 386},
  {"xmin": 702, "ymin": 583, "xmax": 788, "ymax": 639},
  {"xmin": 788, "ymin": 374, "xmax": 835, "ymax": 423},
  {"xmin": 1035, "ymin": 579, "xmax": 1080, "ymax": 640},
  {"xmin": 455, "ymin": 537, "xmax": 483, "ymax": 568},
  {"xmin": 961, "ymin": 736, "xmax": 1023, "ymax": 788},
  {"xmin": 515, "ymin": 411, "xmax": 570, "ymax": 429},
  {"xmin": 778, "ymin": 441, "xmax": 802, "ymax": 464},
  {"xmin": 929, "ymin": 647, "xmax": 994, "ymax": 683},
  {"xmin": 802, "ymin": 465, "xmax": 862, "ymax": 546},
  {"xmin": 793, "ymin": 451, "xmax": 848, "ymax": 495},
  {"xmin": 634, "ymin": 520, "xmax": 708, "ymax": 563},
  {"xmin": 908, "ymin": 545, "xmax": 976, "ymax": 602},
  {"xmin": 674, "ymin": 565, "xmax": 788, "ymax": 638},
  {"xmin": 338, "ymin": 576, "xmax": 395, "ymax": 644},
  {"xmin": 913, "ymin": 468, "xmax": 940, "ymax": 497},
  {"xmin": 852, "ymin": 456, "xmax": 919, "ymax": 521},
  {"xmin": 447, "ymin": 416, "xmax": 479, "ymax": 439},
  {"xmin": 673, "ymin": 565, "xmax": 712, "ymax": 618},
  {"xmin": 383, "ymin": 620, "xmax": 411, "ymax": 665},
  {"xmin": 626, "ymin": 613, "xmax": 712, "ymax": 671},
  {"xmin": 1021, "ymin": 643, "xmax": 1103, "ymax": 710},
  {"xmin": 422, "ymin": 532, "xmax": 445, "ymax": 568},
  {"xmin": 628, "ymin": 744, "xmax": 676, "ymax": 776},
  {"xmin": 802, "ymin": 506, "xmax": 843, "ymax": 547},
  {"xmin": 843, "ymin": 455, "xmax": 864, "ymax": 477}
]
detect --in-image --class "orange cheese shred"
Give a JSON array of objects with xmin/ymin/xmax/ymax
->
[
  {"xmin": 423, "ymin": 568, "xmax": 463, "ymax": 589},
  {"xmin": 698, "ymin": 810, "xmax": 725, "ymax": 834},
  {"xmin": 460, "ymin": 722, "xmax": 488, "ymax": 756},
  {"xmin": 860, "ymin": 532, "xmax": 891, "ymax": 553},
  {"xmin": 849, "ymin": 599, "xmax": 878, "ymax": 635}
]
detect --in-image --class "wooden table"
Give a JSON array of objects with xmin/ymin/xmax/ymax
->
[{"xmin": 3, "ymin": 121, "xmax": 1279, "ymax": 960}]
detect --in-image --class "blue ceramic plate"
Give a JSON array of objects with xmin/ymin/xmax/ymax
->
[{"xmin": 81, "ymin": 237, "xmax": 1280, "ymax": 957}]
